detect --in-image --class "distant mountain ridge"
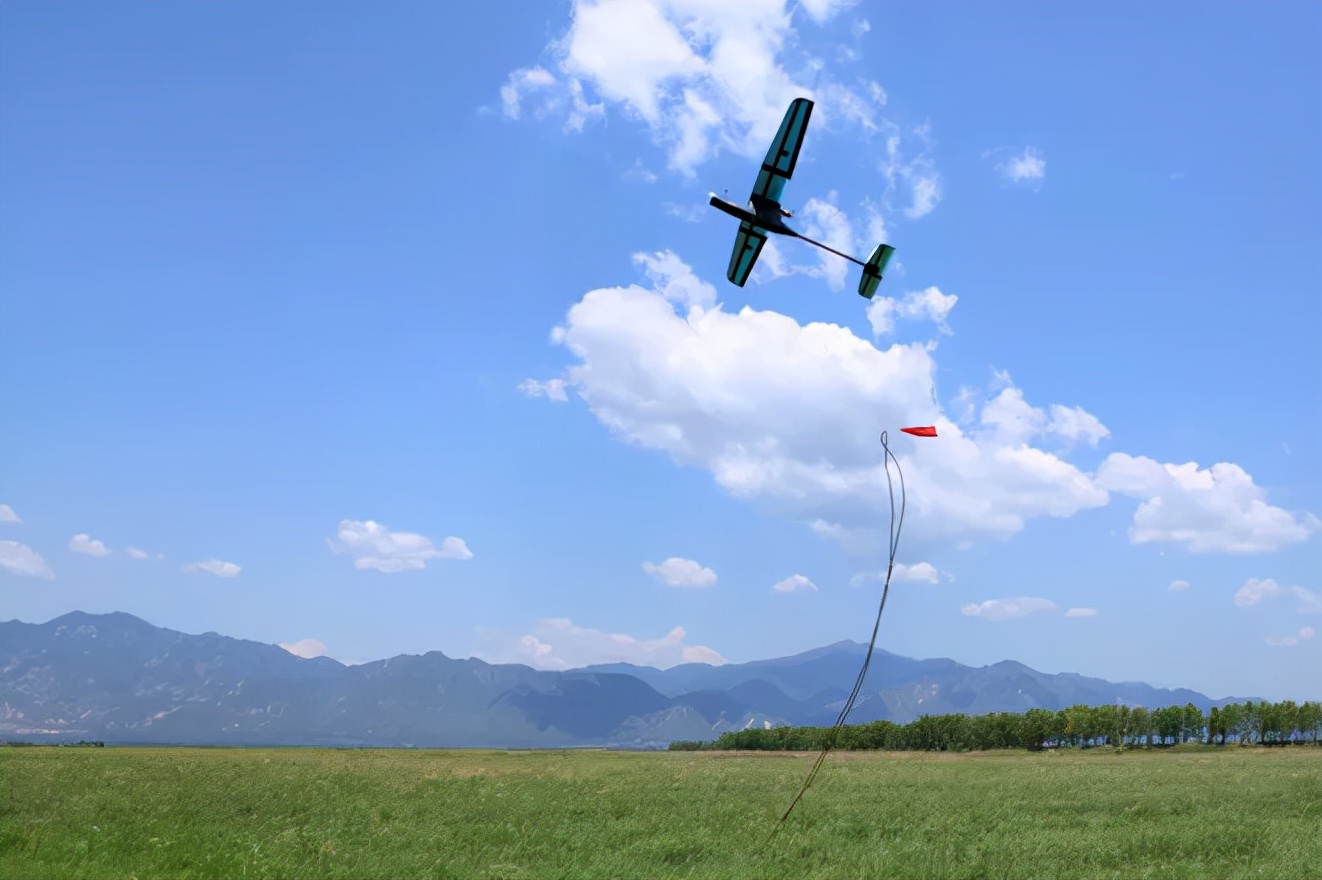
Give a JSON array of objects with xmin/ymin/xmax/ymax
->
[{"xmin": 0, "ymin": 611, "xmax": 1250, "ymax": 748}]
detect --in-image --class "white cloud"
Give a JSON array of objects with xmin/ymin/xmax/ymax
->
[
  {"xmin": 881, "ymin": 128, "xmax": 943, "ymax": 218},
  {"xmin": 1294, "ymin": 586, "xmax": 1322, "ymax": 614},
  {"xmin": 663, "ymin": 200, "xmax": 707, "ymax": 223},
  {"xmin": 906, "ymin": 174, "xmax": 941, "ymax": 218},
  {"xmin": 499, "ymin": 65, "xmax": 604, "ymax": 133},
  {"xmin": 329, "ymin": 519, "xmax": 472, "ymax": 573},
  {"xmin": 0, "ymin": 504, "xmax": 19, "ymax": 524},
  {"xmin": 1168, "ymin": 579, "xmax": 1191, "ymax": 591},
  {"xmin": 0, "ymin": 540, "xmax": 54, "ymax": 579},
  {"xmin": 1098, "ymin": 454, "xmax": 1319, "ymax": 553},
  {"xmin": 500, "ymin": 66, "xmax": 557, "ymax": 119},
  {"xmin": 1234, "ymin": 577, "xmax": 1280, "ymax": 606},
  {"xmin": 512, "ymin": 618, "xmax": 726, "ymax": 670},
  {"xmin": 852, "ymin": 561, "xmax": 941, "ymax": 585},
  {"xmin": 974, "ymin": 386, "xmax": 1111, "ymax": 450},
  {"xmin": 1064, "ymin": 607, "xmax": 1098, "ymax": 618},
  {"xmin": 1236, "ymin": 578, "xmax": 1322, "ymax": 614},
  {"xmin": 279, "ymin": 638, "xmax": 329, "ymax": 659},
  {"xmin": 1266, "ymin": 626, "xmax": 1315, "ymax": 648},
  {"xmin": 184, "ymin": 559, "xmax": 241, "ymax": 578},
  {"xmin": 867, "ymin": 286, "xmax": 958, "ymax": 337},
  {"xmin": 773, "ymin": 573, "xmax": 817, "ymax": 593},
  {"xmin": 745, "ymin": 199, "xmax": 880, "ymax": 290},
  {"xmin": 125, "ymin": 546, "xmax": 163, "ymax": 561},
  {"xmin": 1048, "ymin": 405, "xmax": 1110, "ymax": 447},
  {"xmin": 642, "ymin": 556, "xmax": 717, "ymax": 587},
  {"xmin": 624, "ymin": 160, "xmax": 658, "ymax": 184},
  {"xmin": 999, "ymin": 147, "xmax": 1046, "ymax": 183},
  {"xmin": 518, "ymin": 378, "xmax": 569, "ymax": 402},
  {"xmin": 797, "ymin": 197, "xmax": 856, "ymax": 290},
  {"xmin": 69, "ymin": 534, "xmax": 110, "ymax": 557},
  {"xmin": 798, "ymin": 0, "xmax": 858, "ymax": 22},
  {"xmin": 528, "ymin": 252, "xmax": 1112, "ymax": 547},
  {"xmin": 960, "ymin": 597, "xmax": 1056, "ymax": 621},
  {"xmin": 893, "ymin": 561, "xmax": 940, "ymax": 583},
  {"xmin": 634, "ymin": 250, "xmax": 716, "ymax": 310},
  {"xmin": 503, "ymin": 0, "xmax": 882, "ymax": 174}
]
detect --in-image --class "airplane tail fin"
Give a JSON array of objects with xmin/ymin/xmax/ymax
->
[{"xmin": 857, "ymin": 244, "xmax": 896, "ymax": 299}]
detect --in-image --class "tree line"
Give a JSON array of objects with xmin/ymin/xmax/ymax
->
[{"xmin": 668, "ymin": 700, "xmax": 1322, "ymax": 752}]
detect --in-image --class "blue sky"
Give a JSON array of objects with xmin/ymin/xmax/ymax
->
[{"xmin": 2, "ymin": 0, "xmax": 1319, "ymax": 701}]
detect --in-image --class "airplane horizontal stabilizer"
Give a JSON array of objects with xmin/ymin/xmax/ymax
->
[{"xmin": 858, "ymin": 244, "xmax": 896, "ymax": 299}]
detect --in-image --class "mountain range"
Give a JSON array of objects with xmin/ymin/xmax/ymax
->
[{"xmin": 0, "ymin": 611, "xmax": 1247, "ymax": 748}]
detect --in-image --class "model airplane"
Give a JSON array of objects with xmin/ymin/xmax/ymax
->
[{"xmin": 709, "ymin": 98, "xmax": 895, "ymax": 298}]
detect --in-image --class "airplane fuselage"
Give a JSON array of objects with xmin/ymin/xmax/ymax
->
[{"xmin": 708, "ymin": 194, "xmax": 797, "ymax": 237}]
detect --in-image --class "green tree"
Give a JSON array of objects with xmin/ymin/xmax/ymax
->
[
  {"xmin": 1020, "ymin": 709, "xmax": 1055, "ymax": 750},
  {"xmin": 1182, "ymin": 702, "xmax": 1204, "ymax": 744},
  {"xmin": 1130, "ymin": 706, "xmax": 1151, "ymax": 748},
  {"xmin": 1298, "ymin": 701, "xmax": 1322, "ymax": 744},
  {"xmin": 1219, "ymin": 703, "xmax": 1246, "ymax": 744},
  {"xmin": 1153, "ymin": 705, "xmax": 1182, "ymax": 746}
]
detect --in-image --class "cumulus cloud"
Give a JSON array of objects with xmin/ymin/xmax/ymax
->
[
  {"xmin": 792, "ymin": 197, "xmax": 858, "ymax": 290},
  {"xmin": 1235, "ymin": 578, "xmax": 1322, "ymax": 614},
  {"xmin": 499, "ymin": 65, "xmax": 604, "ymax": 132},
  {"xmin": 999, "ymin": 147, "xmax": 1046, "ymax": 183},
  {"xmin": 642, "ymin": 556, "xmax": 717, "ymax": 587},
  {"xmin": 851, "ymin": 561, "xmax": 942, "ymax": 585},
  {"xmin": 0, "ymin": 504, "xmax": 19, "ymax": 524},
  {"xmin": 184, "ymin": 559, "xmax": 241, "ymax": 578},
  {"xmin": 773, "ymin": 573, "xmax": 817, "ymax": 593},
  {"xmin": 1098, "ymin": 454, "xmax": 1319, "ymax": 553},
  {"xmin": 881, "ymin": 127, "xmax": 942, "ymax": 218},
  {"xmin": 69, "ymin": 534, "xmax": 110, "ymax": 557},
  {"xmin": 501, "ymin": 0, "xmax": 889, "ymax": 174},
  {"xmin": 1168, "ymin": 579, "xmax": 1190, "ymax": 591},
  {"xmin": 0, "ymin": 540, "xmax": 54, "ymax": 579},
  {"xmin": 1064, "ymin": 607, "xmax": 1098, "ymax": 617},
  {"xmin": 1294, "ymin": 586, "xmax": 1322, "ymax": 614},
  {"xmin": 747, "ymin": 200, "xmax": 883, "ymax": 290},
  {"xmin": 634, "ymin": 250, "xmax": 716, "ymax": 310},
  {"xmin": 1233, "ymin": 577, "xmax": 1280, "ymax": 606},
  {"xmin": 518, "ymin": 378, "xmax": 569, "ymax": 402},
  {"xmin": 866, "ymin": 286, "xmax": 959, "ymax": 337},
  {"xmin": 125, "ymin": 546, "xmax": 163, "ymax": 561},
  {"xmin": 500, "ymin": 66, "xmax": 556, "ymax": 119},
  {"xmin": 1266, "ymin": 626, "xmax": 1315, "ymax": 648},
  {"xmin": 526, "ymin": 252, "xmax": 1111, "ymax": 547},
  {"xmin": 624, "ymin": 160, "xmax": 658, "ymax": 184},
  {"xmin": 329, "ymin": 520, "xmax": 472, "ymax": 573},
  {"xmin": 974, "ymin": 386, "xmax": 1110, "ymax": 449},
  {"xmin": 512, "ymin": 618, "xmax": 726, "ymax": 670},
  {"xmin": 960, "ymin": 597, "xmax": 1056, "ymax": 621},
  {"xmin": 893, "ymin": 561, "xmax": 940, "ymax": 583},
  {"xmin": 279, "ymin": 638, "xmax": 330, "ymax": 659},
  {"xmin": 799, "ymin": 0, "xmax": 857, "ymax": 21}
]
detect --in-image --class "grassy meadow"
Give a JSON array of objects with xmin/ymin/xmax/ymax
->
[{"xmin": 2, "ymin": 745, "xmax": 1318, "ymax": 879}]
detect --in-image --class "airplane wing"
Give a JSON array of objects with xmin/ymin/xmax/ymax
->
[
  {"xmin": 750, "ymin": 97, "xmax": 813, "ymax": 204},
  {"xmin": 726, "ymin": 221, "xmax": 767, "ymax": 287}
]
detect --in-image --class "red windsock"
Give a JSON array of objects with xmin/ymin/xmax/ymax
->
[{"xmin": 900, "ymin": 426, "xmax": 938, "ymax": 437}]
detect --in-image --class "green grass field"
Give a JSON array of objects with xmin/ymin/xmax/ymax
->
[{"xmin": 2, "ymin": 746, "xmax": 1318, "ymax": 879}]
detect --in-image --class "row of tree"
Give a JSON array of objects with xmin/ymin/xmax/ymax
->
[
  {"xmin": 2, "ymin": 740, "xmax": 106, "ymax": 748},
  {"xmin": 669, "ymin": 700, "xmax": 1322, "ymax": 752}
]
